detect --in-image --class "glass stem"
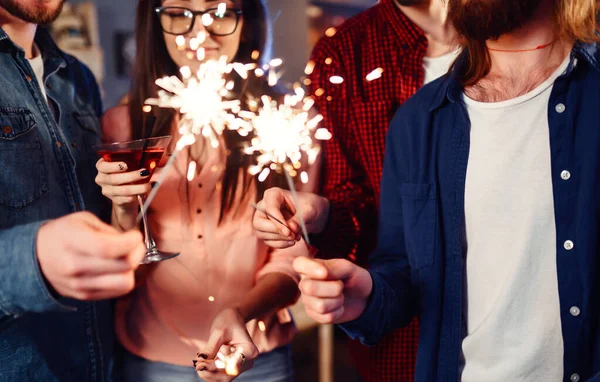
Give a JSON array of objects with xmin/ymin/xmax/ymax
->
[{"xmin": 137, "ymin": 195, "xmax": 156, "ymax": 250}]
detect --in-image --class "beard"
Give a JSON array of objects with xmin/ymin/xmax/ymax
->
[
  {"xmin": 448, "ymin": 0, "xmax": 541, "ymax": 41},
  {"xmin": 0, "ymin": 0, "xmax": 65, "ymax": 25}
]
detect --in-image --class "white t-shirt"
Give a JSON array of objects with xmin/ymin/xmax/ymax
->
[
  {"xmin": 460, "ymin": 55, "xmax": 570, "ymax": 381},
  {"xmin": 422, "ymin": 48, "xmax": 460, "ymax": 85},
  {"xmin": 27, "ymin": 45, "xmax": 46, "ymax": 101}
]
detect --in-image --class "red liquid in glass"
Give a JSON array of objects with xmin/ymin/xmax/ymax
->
[{"xmin": 97, "ymin": 148, "xmax": 165, "ymax": 179}]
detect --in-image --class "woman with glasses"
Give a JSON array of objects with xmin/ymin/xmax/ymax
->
[{"xmin": 96, "ymin": 1, "xmax": 311, "ymax": 381}]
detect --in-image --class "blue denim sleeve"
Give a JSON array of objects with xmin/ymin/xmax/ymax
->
[
  {"xmin": 0, "ymin": 221, "xmax": 75, "ymax": 318},
  {"xmin": 338, "ymin": 113, "xmax": 416, "ymax": 345}
]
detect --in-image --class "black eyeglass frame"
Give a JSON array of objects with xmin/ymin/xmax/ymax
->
[{"xmin": 154, "ymin": 6, "xmax": 243, "ymax": 36}]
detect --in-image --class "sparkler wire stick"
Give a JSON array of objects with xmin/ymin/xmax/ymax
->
[
  {"xmin": 284, "ymin": 170, "xmax": 310, "ymax": 245},
  {"xmin": 250, "ymin": 203, "xmax": 290, "ymax": 229}
]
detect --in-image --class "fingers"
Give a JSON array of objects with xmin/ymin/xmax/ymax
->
[
  {"xmin": 251, "ymin": 224, "xmax": 297, "ymax": 248},
  {"xmin": 261, "ymin": 189, "xmax": 294, "ymax": 238},
  {"xmin": 65, "ymin": 255, "xmax": 135, "ymax": 277},
  {"xmin": 101, "ymin": 183, "xmax": 152, "ymax": 199},
  {"xmin": 299, "ymin": 275, "xmax": 346, "ymax": 323},
  {"xmin": 71, "ymin": 226, "xmax": 145, "ymax": 260},
  {"xmin": 66, "ymin": 271, "xmax": 136, "ymax": 300},
  {"xmin": 195, "ymin": 348, "xmax": 256, "ymax": 381},
  {"xmin": 304, "ymin": 302, "xmax": 345, "ymax": 324},
  {"xmin": 217, "ymin": 345, "xmax": 257, "ymax": 376},
  {"xmin": 293, "ymin": 257, "xmax": 329, "ymax": 279},
  {"xmin": 202, "ymin": 327, "xmax": 231, "ymax": 359},
  {"xmin": 96, "ymin": 169, "xmax": 151, "ymax": 187},
  {"xmin": 299, "ymin": 278, "xmax": 344, "ymax": 298},
  {"xmin": 263, "ymin": 240, "xmax": 298, "ymax": 249},
  {"xmin": 253, "ymin": 212, "xmax": 288, "ymax": 236},
  {"xmin": 302, "ymin": 294, "xmax": 345, "ymax": 315},
  {"xmin": 293, "ymin": 257, "xmax": 355, "ymax": 281},
  {"xmin": 96, "ymin": 158, "xmax": 128, "ymax": 174}
]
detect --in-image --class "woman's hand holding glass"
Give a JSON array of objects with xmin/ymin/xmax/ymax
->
[{"xmin": 95, "ymin": 159, "xmax": 152, "ymax": 231}]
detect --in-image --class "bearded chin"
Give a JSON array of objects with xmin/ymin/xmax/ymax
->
[
  {"xmin": 0, "ymin": 0, "xmax": 65, "ymax": 25},
  {"xmin": 448, "ymin": 0, "xmax": 541, "ymax": 42}
]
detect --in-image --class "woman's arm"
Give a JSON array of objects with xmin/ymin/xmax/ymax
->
[{"xmin": 235, "ymin": 272, "xmax": 298, "ymax": 322}]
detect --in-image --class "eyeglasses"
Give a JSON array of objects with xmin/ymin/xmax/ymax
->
[{"xmin": 155, "ymin": 6, "xmax": 243, "ymax": 36}]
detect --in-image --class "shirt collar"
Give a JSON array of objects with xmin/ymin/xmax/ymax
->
[
  {"xmin": 429, "ymin": 42, "xmax": 600, "ymax": 112},
  {"xmin": 35, "ymin": 27, "xmax": 71, "ymax": 65},
  {"xmin": 0, "ymin": 25, "xmax": 70, "ymax": 65},
  {"xmin": 380, "ymin": 0, "xmax": 428, "ymax": 52}
]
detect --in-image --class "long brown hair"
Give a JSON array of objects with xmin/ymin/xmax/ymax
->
[
  {"xmin": 130, "ymin": 0, "xmax": 285, "ymax": 222},
  {"xmin": 453, "ymin": 0, "xmax": 600, "ymax": 87}
]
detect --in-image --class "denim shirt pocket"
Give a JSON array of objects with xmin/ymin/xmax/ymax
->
[
  {"xmin": 0, "ymin": 107, "xmax": 47, "ymax": 209},
  {"xmin": 400, "ymin": 183, "xmax": 437, "ymax": 270},
  {"xmin": 71, "ymin": 112, "xmax": 101, "ymax": 169}
]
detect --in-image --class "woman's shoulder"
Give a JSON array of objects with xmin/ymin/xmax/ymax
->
[{"xmin": 101, "ymin": 104, "xmax": 132, "ymax": 143}]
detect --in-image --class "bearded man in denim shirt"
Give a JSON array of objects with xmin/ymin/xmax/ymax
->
[{"xmin": 0, "ymin": 1, "xmax": 146, "ymax": 381}]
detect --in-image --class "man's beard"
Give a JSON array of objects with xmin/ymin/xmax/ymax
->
[
  {"xmin": 0, "ymin": 0, "xmax": 65, "ymax": 25},
  {"xmin": 448, "ymin": 0, "xmax": 541, "ymax": 41}
]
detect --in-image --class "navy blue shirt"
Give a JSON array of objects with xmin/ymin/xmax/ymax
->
[
  {"xmin": 0, "ymin": 27, "xmax": 114, "ymax": 381},
  {"xmin": 340, "ymin": 42, "xmax": 600, "ymax": 382}
]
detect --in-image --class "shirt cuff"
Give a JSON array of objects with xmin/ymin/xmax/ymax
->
[
  {"xmin": 0, "ymin": 220, "xmax": 76, "ymax": 316},
  {"xmin": 338, "ymin": 270, "xmax": 386, "ymax": 346}
]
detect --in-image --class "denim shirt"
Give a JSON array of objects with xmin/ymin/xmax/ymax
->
[
  {"xmin": 0, "ymin": 27, "xmax": 114, "ymax": 381},
  {"xmin": 341, "ymin": 42, "xmax": 600, "ymax": 382}
]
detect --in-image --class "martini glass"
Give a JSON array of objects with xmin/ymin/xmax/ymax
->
[{"xmin": 94, "ymin": 136, "xmax": 180, "ymax": 264}]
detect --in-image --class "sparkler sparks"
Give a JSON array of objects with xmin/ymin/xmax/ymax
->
[
  {"xmin": 215, "ymin": 348, "xmax": 244, "ymax": 376},
  {"xmin": 366, "ymin": 67, "xmax": 384, "ymax": 81},
  {"xmin": 258, "ymin": 321, "xmax": 266, "ymax": 332},
  {"xmin": 140, "ymin": 26, "xmax": 332, "ymax": 240},
  {"xmin": 240, "ymin": 94, "xmax": 327, "ymax": 180},
  {"xmin": 145, "ymin": 57, "xmax": 245, "ymax": 149},
  {"xmin": 304, "ymin": 60, "xmax": 315, "ymax": 75},
  {"xmin": 329, "ymin": 75, "xmax": 344, "ymax": 84}
]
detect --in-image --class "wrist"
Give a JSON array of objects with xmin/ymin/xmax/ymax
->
[{"xmin": 112, "ymin": 204, "xmax": 138, "ymax": 231}]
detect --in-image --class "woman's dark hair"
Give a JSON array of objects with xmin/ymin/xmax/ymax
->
[{"xmin": 130, "ymin": 0, "xmax": 286, "ymax": 222}]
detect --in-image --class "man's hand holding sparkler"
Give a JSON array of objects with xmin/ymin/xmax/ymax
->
[
  {"xmin": 194, "ymin": 308, "xmax": 259, "ymax": 381},
  {"xmin": 252, "ymin": 188, "xmax": 330, "ymax": 249},
  {"xmin": 293, "ymin": 257, "xmax": 373, "ymax": 324}
]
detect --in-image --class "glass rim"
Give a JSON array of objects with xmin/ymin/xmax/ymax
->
[{"xmin": 93, "ymin": 135, "xmax": 172, "ymax": 151}]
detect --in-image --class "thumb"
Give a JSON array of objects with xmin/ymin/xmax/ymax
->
[{"xmin": 77, "ymin": 211, "xmax": 119, "ymax": 234}]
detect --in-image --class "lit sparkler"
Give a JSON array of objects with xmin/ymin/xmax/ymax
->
[
  {"xmin": 238, "ymin": 84, "xmax": 331, "ymax": 244},
  {"xmin": 214, "ymin": 348, "xmax": 245, "ymax": 376},
  {"xmin": 145, "ymin": 56, "xmax": 245, "ymax": 150}
]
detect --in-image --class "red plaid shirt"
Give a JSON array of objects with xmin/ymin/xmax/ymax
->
[{"xmin": 308, "ymin": 1, "xmax": 428, "ymax": 380}]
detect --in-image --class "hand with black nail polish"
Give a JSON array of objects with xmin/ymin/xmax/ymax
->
[{"xmin": 95, "ymin": 157, "xmax": 155, "ymax": 231}]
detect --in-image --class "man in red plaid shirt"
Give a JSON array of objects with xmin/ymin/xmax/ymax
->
[{"xmin": 254, "ymin": 0, "xmax": 457, "ymax": 380}]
